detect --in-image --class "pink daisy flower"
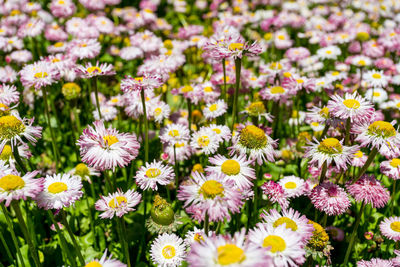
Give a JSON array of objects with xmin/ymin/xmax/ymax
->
[
  {"xmin": 120, "ymin": 74, "xmax": 163, "ymax": 92},
  {"xmin": 76, "ymin": 62, "xmax": 115, "ymax": 78},
  {"xmin": 381, "ymin": 158, "xmax": 400, "ymax": 180},
  {"xmin": 67, "ymin": 38, "xmax": 101, "ymax": 60},
  {"xmin": 261, "ymin": 180, "xmax": 289, "ymax": 209},
  {"xmin": 380, "ymin": 216, "xmax": 400, "ymax": 241},
  {"xmin": 135, "ymin": 160, "xmax": 175, "ymax": 191},
  {"xmin": 95, "ymin": 189, "xmax": 141, "ymax": 219},
  {"xmin": 84, "ymin": 249, "xmax": 126, "ymax": 267},
  {"xmin": 19, "ymin": 61, "xmax": 60, "ymax": 90},
  {"xmin": 310, "ymin": 182, "xmax": 351, "ymax": 216},
  {"xmin": 0, "ymin": 84, "xmax": 19, "ymax": 105}
]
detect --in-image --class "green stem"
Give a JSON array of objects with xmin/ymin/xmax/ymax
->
[
  {"xmin": 319, "ymin": 161, "xmax": 328, "ymax": 184},
  {"xmin": 173, "ymin": 144, "xmax": 179, "ymax": 190},
  {"xmin": 204, "ymin": 211, "xmax": 209, "ymax": 236},
  {"xmin": 41, "ymin": 86, "xmax": 59, "ymax": 171},
  {"xmin": 353, "ymin": 148, "xmax": 378, "ymax": 183},
  {"xmin": 0, "ymin": 229, "xmax": 14, "ymax": 265},
  {"xmin": 85, "ymin": 193, "xmax": 97, "ymax": 250},
  {"xmin": 343, "ymin": 201, "xmax": 366, "ymax": 265},
  {"xmin": 140, "ymin": 89, "xmax": 149, "ymax": 163},
  {"xmin": 120, "ymin": 217, "xmax": 131, "ymax": 267},
  {"xmin": 391, "ymin": 180, "xmax": 397, "ymax": 215},
  {"xmin": 13, "ymin": 147, "xmax": 27, "ymax": 174},
  {"xmin": 92, "ymin": 77, "xmax": 102, "ymax": 120},
  {"xmin": 11, "ymin": 201, "xmax": 41, "ymax": 267},
  {"xmin": 318, "ymin": 124, "xmax": 329, "ymax": 141},
  {"xmin": 60, "ymin": 210, "xmax": 85, "ymax": 266},
  {"xmin": 1, "ymin": 204, "xmax": 25, "ymax": 267},
  {"xmin": 344, "ymin": 118, "xmax": 351, "ymax": 145},
  {"xmin": 47, "ymin": 210, "xmax": 77, "ymax": 267},
  {"xmin": 231, "ymin": 58, "xmax": 242, "ymax": 131}
]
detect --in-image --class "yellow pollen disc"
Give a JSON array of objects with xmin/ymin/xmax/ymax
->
[
  {"xmin": 0, "ymin": 145, "xmax": 12, "ymax": 161},
  {"xmin": 175, "ymin": 142, "xmax": 185, "ymax": 148},
  {"xmin": 343, "ymin": 99, "xmax": 360, "ymax": 109},
  {"xmin": 373, "ymin": 92, "xmax": 380, "ymax": 97},
  {"xmin": 262, "ymin": 235, "xmax": 286, "ymax": 253},
  {"xmin": 103, "ymin": 135, "xmax": 119, "ymax": 146},
  {"xmin": 52, "ymin": 58, "xmax": 60, "ymax": 63},
  {"xmin": 354, "ymin": 150, "xmax": 363, "ymax": 158},
  {"xmin": 192, "ymin": 164, "xmax": 204, "ymax": 173},
  {"xmin": 319, "ymin": 107, "xmax": 329, "ymax": 117},
  {"xmin": 273, "ymin": 217, "xmax": 298, "ymax": 231},
  {"xmin": 372, "ymin": 73, "xmax": 381, "ymax": 79},
  {"xmin": 209, "ymin": 104, "xmax": 218, "ymax": 112},
  {"xmin": 390, "ymin": 158, "xmax": 400, "ymax": 168},
  {"xmin": 194, "ymin": 233, "xmax": 204, "ymax": 242},
  {"xmin": 161, "ymin": 245, "xmax": 176, "ymax": 259},
  {"xmin": 48, "ymin": 182, "xmax": 68, "ymax": 194},
  {"xmin": 181, "ymin": 85, "xmax": 193, "ymax": 93},
  {"xmin": 397, "ymin": 102, "xmax": 400, "ymax": 108},
  {"xmin": 145, "ymin": 168, "xmax": 161, "ymax": 178},
  {"xmin": 58, "ymin": 0, "xmax": 65, "ymax": 4},
  {"xmin": 296, "ymin": 79, "xmax": 304, "ymax": 84},
  {"xmin": 212, "ymin": 128, "xmax": 221, "ymax": 134},
  {"xmin": 201, "ymin": 180, "xmax": 224, "ymax": 199},
  {"xmin": 0, "ymin": 174, "xmax": 24, "ymax": 191},
  {"xmin": 391, "ymin": 222, "xmax": 400, "ymax": 232},
  {"xmin": 154, "ymin": 107, "xmax": 162, "ymax": 116},
  {"xmin": 228, "ymin": 43, "xmax": 244, "ymax": 51},
  {"xmin": 358, "ymin": 60, "xmax": 366, "ymax": 66},
  {"xmin": 270, "ymin": 86, "xmax": 285, "ymax": 94},
  {"xmin": 86, "ymin": 66, "xmax": 101, "ymax": 74},
  {"xmin": 239, "ymin": 125, "xmax": 267, "ymax": 149},
  {"xmin": 0, "ymin": 115, "xmax": 25, "ymax": 139},
  {"xmin": 311, "ymin": 122, "xmax": 319, "ymax": 127},
  {"xmin": 54, "ymin": 42, "xmax": 64, "ymax": 47},
  {"xmin": 197, "ymin": 136, "xmax": 210, "ymax": 147},
  {"xmin": 134, "ymin": 77, "xmax": 143, "ymax": 82},
  {"xmin": 34, "ymin": 72, "xmax": 48, "ymax": 78},
  {"xmin": 368, "ymin": 121, "xmax": 396, "ymax": 138},
  {"xmin": 284, "ymin": 182, "xmax": 297, "ymax": 189},
  {"xmin": 108, "ymin": 196, "xmax": 127, "ymax": 208},
  {"xmin": 318, "ymin": 138, "xmax": 343, "ymax": 154},
  {"xmin": 217, "ymin": 244, "xmax": 246, "ymax": 265},
  {"xmin": 246, "ymin": 101, "xmax": 266, "ymax": 116},
  {"xmin": 84, "ymin": 261, "xmax": 102, "ymax": 267},
  {"xmin": 204, "ymin": 86, "xmax": 213, "ymax": 92},
  {"xmin": 331, "ymin": 71, "xmax": 339, "ymax": 76},
  {"xmin": 221, "ymin": 160, "xmax": 240, "ymax": 176},
  {"xmin": 278, "ymin": 35, "xmax": 285, "ymax": 40},
  {"xmin": 282, "ymin": 72, "xmax": 291, "ymax": 78},
  {"xmin": 191, "ymin": 37, "xmax": 200, "ymax": 42},
  {"xmin": 325, "ymin": 50, "xmax": 332, "ymax": 54}
]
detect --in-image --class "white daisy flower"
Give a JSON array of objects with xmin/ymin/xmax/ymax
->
[
  {"xmin": 135, "ymin": 160, "xmax": 175, "ymax": 191},
  {"xmin": 95, "ymin": 188, "xmax": 141, "ymax": 219},
  {"xmin": 365, "ymin": 88, "xmax": 388, "ymax": 104},
  {"xmin": 160, "ymin": 123, "xmax": 190, "ymax": 145},
  {"xmin": 363, "ymin": 70, "xmax": 389, "ymax": 87},
  {"xmin": 184, "ymin": 226, "xmax": 206, "ymax": 247},
  {"xmin": 93, "ymin": 104, "xmax": 118, "ymax": 121},
  {"xmin": 150, "ymin": 101, "xmax": 171, "ymax": 124},
  {"xmin": 205, "ymin": 124, "xmax": 231, "ymax": 143},
  {"xmin": 309, "ymin": 121, "xmax": 325, "ymax": 132},
  {"xmin": 84, "ymin": 249, "xmax": 126, "ymax": 267},
  {"xmin": 150, "ymin": 233, "xmax": 186, "ymax": 267},
  {"xmin": 190, "ymin": 128, "xmax": 219, "ymax": 155},
  {"xmin": 69, "ymin": 163, "xmax": 100, "ymax": 184},
  {"xmin": 278, "ymin": 175, "xmax": 306, "ymax": 198},
  {"xmin": 327, "ymin": 92, "xmax": 374, "ymax": 123},
  {"xmin": 316, "ymin": 45, "xmax": 341, "ymax": 60},
  {"xmin": 36, "ymin": 173, "xmax": 83, "ymax": 210},
  {"xmin": 203, "ymin": 99, "xmax": 227, "ymax": 120}
]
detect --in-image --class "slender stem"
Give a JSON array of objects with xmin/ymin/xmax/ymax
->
[
  {"xmin": 60, "ymin": 210, "xmax": 85, "ymax": 266},
  {"xmin": 318, "ymin": 124, "xmax": 329, "ymax": 141},
  {"xmin": 319, "ymin": 161, "xmax": 328, "ymax": 184},
  {"xmin": 1, "ymin": 204, "xmax": 25, "ymax": 267},
  {"xmin": 222, "ymin": 58, "xmax": 227, "ymax": 103},
  {"xmin": 344, "ymin": 118, "xmax": 351, "ymax": 145},
  {"xmin": 140, "ymin": 89, "xmax": 149, "ymax": 163},
  {"xmin": 85, "ymin": 193, "xmax": 97, "ymax": 250},
  {"xmin": 187, "ymin": 99, "xmax": 192, "ymax": 133},
  {"xmin": 120, "ymin": 217, "xmax": 131, "ymax": 267},
  {"xmin": 13, "ymin": 147, "xmax": 28, "ymax": 174},
  {"xmin": 343, "ymin": 201, "xmax": 366, "ymax": 265},
  {"xmin": 0, "ymin": 229, "xmax": 14, "ymax": 265},
  {"xmin": 231, "ymin": 58, "xmax": 242, "ymax": 131},
  {"xmin": 47, "ymin": 210, "xmax": 77, "ymax": 267},
  {"xmin": 41, "ymin": 87, "xmax": 59, "ymax": 170},
  {"xmin": 321, "ymin": 213, "xmax": 328, "ymax": 228},
  {"xmin": 391, "ymin": 180, "xmax": 397, "ymax": 215},
  {"xmin": 353, "ymin": 147, "xmax": 378, "ymax": 183},
  {"xmin": 204, "ymin": 211, "xmax": 209, "ymax": 236},
  {"xmin": 173, "ymin": 144, "xmax": 179, "ymax": 190},
  {"xmin": 92, "ymin": 77, "xmax": 102, "ymax": 120},
  {"xmin": 72, "ymin": 103, "xmax": 81, "ymax": 133},
  {"xmin": 11, "ymin": 201, "xmax": 41, "ymax": 267}
]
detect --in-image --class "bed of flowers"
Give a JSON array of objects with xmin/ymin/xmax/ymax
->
[{"xmin": 2, "ymin": 0, "xmax": 400, "ymax": 266}]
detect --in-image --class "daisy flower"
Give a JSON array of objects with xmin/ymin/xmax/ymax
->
[
  {"xmin": 380, "ymin": 216, "xmax": 400, "ymax": 241},
  {"xmin": 135, "ymin": 160, "xmax": 175, "ymax": 191},
  {"xmin": 178, "ymin": 172, "xmax": 243, "ymax": 222},
  {"xmin": 260, "ymin": 85, "xmax": 290, "ymax": 102},
  {"xmin": 261, "ymin": 180, "xmax": 289, "ymax": 210},
  {"xmin": 69, "ymin": 162, "xmax": 100, "ymax": 184},
  {"xmin": 77, "ymin": 62, "xmax": 115, "ymax": 78},
  {"xmin": 261, "ymin": 208, "xmax": 314, "ymax": 242},
  {"xmin": 278, "ymin": 175, "xmax": 306, "ymax": 198},
  {"xmin": 327, "ymin": 92, "xmax": 374, "ymax": 123},
  {"xmin": 353, "ymin": 120, "xmax": 400, "ymax": 158},
  {"xmin": 202, "ymin": 100, "xmax": 227, "ymax": 120},
  {"xmin": 248, "ymin": 223, "xmax": 306, "ymax": 267},
  {"xmin": 206, "ymin": 124, "xmax": 231, "ymax": 143},
  {"xmin": 19, "ymin": 61, "xmax": 60, "ymax": 90},
  {"xmin": 0, "ymin": 114, "xmax": 42, "ymax": 153},
  {"xmin": 188, "ymin": 229, "xmax": 273, "ymax": 267},
  {"xmin": 243, "ymin": 101, "xmax": 274, "ymax": 122},
  {"xmin": 316, "ymin": 45, "xmax": 341, "ymax": 60},
  {"xmin": 363, "ymin": 70, "xmax": 389, "ymax": 88},
  {"xmin": 95, "ymin": 189, "xmax": 141, "ymax": 219},
  {"xmin": 304, "ymin": 137, "xmax": 359, "ymax": 170},
  {"xmin": 93, "ymin": 105, "xmax": 118, "ymax": 121},
  {"xmin": 310, "ymin": 182, "xmax": 351, "ymax": 216},
  {"xmin": 160, "ymin": 123, "xmax": 190, "ymax": 146},
  {"xmin": 351, "ymin": 55, "xmax": 372, "ymax": 67},
  {"xmin": 150, "ymin": 233, "xmax": 186, "ymax": 267},
  {"xmin": 381, "ymin": 158, "xmax": 400, "ymax": 180},
  {"xmin": 67, "ymin": 39, "xmax": 101, "ymax": 60},
  {"xmin": 50, "ymin": 0, "xmax": 76, "ymax": 18},
  {"xmin": 184, "ymin": 226, "xmax": 206, "ymax": 247},
  {"xmin": 36, "ymin": 173, "xmax": 83, "ymax": 210},
  {"xmin": 0, "ymin": 170, "xmax": 43, "ymax": 206},
  {"xmin": 190, "ymin": 128, "xmax": 220, "ymax": 155},
  {"xmin": 357, "ymin": 258, "xmax": 393, "ymax": 267},
  {"xmin": 365, "ymin": 88, "xmax": 388, "ymax": 104},
  {"xmin": 206, "ymin": 154, "xmax": 255, "ymax": 190},
  {"xmin": 150, "ymin": 102, "xmax": 170, "ymax": 123},
  {"xmin": 352, "ymin": 150, "xmax": 367, "ymax": 167},
  {"xmin": 77, "ymin": 120, "xmax": 140, "ymax": 171},
  {"xmin": 0, "ymin": 83, "xmax": 19, "ymax": 105},
  {"xmin": 164, "ymin": 141, "xmax": 193, "ymax": 164},
  {"xmin": 346, "ymin": 174, "xmax": 390, "ymax": 208},
  {"xmin": 120, "ymin": 74, "xmax": 163, "ymax": 92},
  {"xmin": 84, "ymin": 249, "xmax": 126, "ymax": 267},
  {"xmin": 229, "ymin": 124, "xmax": 277, "ymax": 165}
]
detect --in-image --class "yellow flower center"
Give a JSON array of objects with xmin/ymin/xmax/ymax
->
[
  {"xmin": 311, "ymin": 122, "xmax": 320, "ymax": 127},
  {"xmin": 262, "ymin": 235, "xmax": 286, "ymax": 253},
  {"xmin": 175, "ymin": 142, "xmax": 185, "ymax": 148},
  {"xmin": 48, "ymin": 182, "xmax": 68, "ymax": 194},
  {"xmin": 75, "ymin": 163, "xmax": 90, "ymax": 177},
  {"xmin": 209, "ymin": 104, "xmax": 218, "ymax": 112},
  {"xmin": 368, "ymin": 121, "xmax": 396, "ymax": 138},
  {"xmin": 162, "ymin": 245, "xmax": 176, "ymax": 259},
  {"xmin": 273, "ymin": 217, "xmax": 298, "ymax": 231},
  {"xmin": 239, "ymin": 125, "xmax": 267, "ymax": 149},
  {"xmin": 331, "ymin": 71, "xmax": 340, "ymax": 76},
  {"xmin": 318, "ymin": 138, "xmax": 343, "ymax": 154},
  {"xmin": 373, "ymin": 92, "xmax": 380, "ymax": 97},
  {"xmin": 134, "ymin": 77, "xmax": 143, "ymax": 82},
  {"xmin": 246, "ymin": 101, "xmax": 266, "ymax": 116},
  {"xmin": 0, "ymin": 145, "xmax": 12, "ymax": 161},
  {"xmin": 10, "ymin": 10, "xmax": 21, "ymax": 16},
  {"xmin": 354, "ymin": 150, "xmax": 363, "ymax": 158},
  {"xmin": 154, "ymin": 108, "xmax": 162, "ymax": 116},
  {"xmin": 221, "ymin": 160, "xmax": 241, "ymax": 176},
  {"xmin": 192, "ymin": 164, "xmax": 204, "ymax": 173},
  {"xmin": 168, "ymin": 129, "xmax": 179, "ymax": 137},
  {"xmin": 84, "ymin": 261, "xmax": 102, "ymax": 267},
  {"xmin": 343, "ymin": 99, "xmax": 360, "ymax": 109},
  {"xmin": 319, "ymin": 107, "xmax": 329, "ymax": 118},
  {"xmin": 86, "ymin": 66, "xmax": 101, "ymax": 74},
  {"xmin": 284, "ymin": 182, "xmax": 297, "ymax": 189},
  {"xmin": 108, "ymin": 196, "xmax": 127, "ymax": 209},
  {"xmin": 390, "ymin": 158, "xmax": 400, "ymax": 168},
  {"xmin": 34, "ymin": 72, "xmax": 48, "ymax": 78},
  {"xmin": 204, "ymin": 86, "xmax": 213, "ymax": 92},
  {"xmin": 390, "ymin": 222, "xmax": 400, "ymax": 232},
  {"xmin": 0, "ymin": 115, "xmax": 26, "ymax": 139},
  {"xmin": 217, "ymin": 244, "xmax": 246, "ymax": 265},
  {"xmin": 270, "ymin": 86, "xmax": 285, "ymax": 94},
  {"xmin": 212, "ymin": 128, "xmax": 221, "ymax": 134},
  {"xmin": 197, "ymin": 136, "xmax": 210, "ymax": 147},
  {"xmin": 308, "ymin": 220, "xmax": 329, "ymax": 250},
  {"xmin": 54, "ymin": 42, "xmax": 64, "ymax": 47},
  {"xmin": 296, "ymin": 79, "xmax": 304, "ymax": 84},
  {"xmin": 200, "ymin": 180, "xmax": 224, "ymax": 199},
  {"xmin": 145, "ymin": 168, "xmax": 161, "ymax": 178},
  {"xmin": 228, "ymin": 43, "xmax": 244, "ymax": 51},
  {"xmin": 103, "ymin": 135, "xmax": 119, "ymax": 146},
  {"xmin": 372, "ymin": 73, "xmax": 381, "ymax": 79},
  {"xmin": 194, "ymin": 233, "xmax": 204, "ymax": 242},
  {"xmin": 0, "ymin": 174, "xmax": 25, "ymax": 191},
  {"xmin": 325, "ymin": 50, "xmax": 332, "ymax": 54},
  {"xmin": 181, "ymin": 85, "xmax": 193, "ymax": 93},
  {"xmin": 278, "ymin": 35, "xmax": 285, "ymax": 40}
]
